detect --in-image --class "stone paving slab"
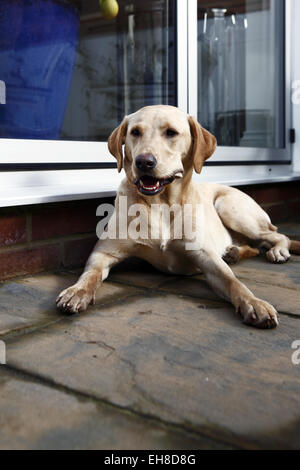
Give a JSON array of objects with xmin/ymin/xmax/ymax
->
[
  {"xmin": 108, "ymin": 258, "xmax": 177, "ymax": 288},
  {"xmin": 1, "ymin": 367, "xmax": 226, "ymax": 450},
  {"xmin": 231, "ymin": 256, "xmax": 300, "ymax": 289},
  {"xmin": 4, "ymin": 289, "xmax": 300, "ymax": 450},
  {"xmin": 231, "ymin": 258, "xmax": 300, "ymax": 316},
  {"xmin": 0, "ymin": 272, "xmax": 142, "ymax": 337},
  {"xmin": 153, "ymin": 256, "xmax": 300, "ymax": 316},
  {"xmin": 157, "ymin": 277, "xmax": 226, "ymax": 303},
  {"xmin": 0, "ymin": 239, "xmax": 300, "ymax": 450},
  {"xmin": 157, "ymin": 274, "xmax": 300, "ymax": 317}
]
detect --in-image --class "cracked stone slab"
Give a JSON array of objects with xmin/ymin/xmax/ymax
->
[
  {"xmin": 5, "ymin": 291, "xmax": 300, "ymax": 449},
  {"xmin": 0, "ymin": 273, "xmax": 142, "ymax": 336},
  {"xmin": 231, "ymin": 257, "xmax": 300, "ymax": 288},
  {"xmin": 158, "ymin": 258, "xmax": 300, "ymax": 316},
  {"xmin": 0, "ymin": 367, "xmax": 227, "ymax": 450},
  {"xmin": 232, "ymin": 281, "xmax": 300, "ymax": 317},
  {"xmin": 231, "ymin": 258, "xmax": 300, "ymax": 316}
]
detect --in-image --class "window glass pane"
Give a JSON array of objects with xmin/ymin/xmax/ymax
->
[
  {"xmin": 198, "ymin": 0, "xmax": 285, "ymax": 148},
  {"xmin": 0, "ymin": 0, "xmax": 176, "ymax": 141}
]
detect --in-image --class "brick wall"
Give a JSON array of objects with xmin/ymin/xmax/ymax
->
[
  {"xmin": 0, "ymin": 198, "xmax": 113, "ymax": 281},
  {"xmin": 240, "ymin": 182, "xmax": 300, "ymax": 224},
  {"xmin": 0, "ymin": 181, "xmax": 298, "ymax": 281}
]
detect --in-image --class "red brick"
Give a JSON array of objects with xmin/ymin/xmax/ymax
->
[
  {"xmin": 248, "ymin": 187, "xmax": 280, "ymax": 205},
  {"xmin": 286, "ymin": 199, "xmax": 300, "ymax": 218},
  {"xmin": 0, "ymin": 244, "xmax": 61, "ymax": 281},
  {"xmin": 263, "ymin": 197, "xmax": 300, "ymax": 223},
  {"xmin": 278, "ymin": 185, "xmax": 300, "ymax": 202},
  {"xmin": 0, "ymin": 215, "xmax": 27, "ymax": 247},
  {"xmin": 32, "ymin": 204, "xmax": 98, "ymax": 241},
  {"xmin": 63, "ymin": 236, "xmax": 97, "ymax": 268},
  {"xmin": 263, "ymin": 204, "xmax": 289, "ymax": 224}
]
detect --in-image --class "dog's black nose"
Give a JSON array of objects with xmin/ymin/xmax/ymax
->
[{"xmin": 135, "ymin": 153, "xmax": 157, "ymax": 171}]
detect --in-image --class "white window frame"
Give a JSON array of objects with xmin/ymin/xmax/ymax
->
[{"xmin": 0, "ymin": 0, "xmax": 299, "ymax": 208}]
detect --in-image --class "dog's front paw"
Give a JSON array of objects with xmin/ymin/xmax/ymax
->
[
  {"xmin": 56, "ymin": 284, "xmax": 95, "ymax": 314},
  {"xmin": 237, "ymin": 297, "xmax": 279, "ymax": 329}
]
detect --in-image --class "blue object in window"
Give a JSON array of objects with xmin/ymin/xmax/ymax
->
[{"xmin": 0, "ymin": 0, "xmax": 79, "ymax": 139}]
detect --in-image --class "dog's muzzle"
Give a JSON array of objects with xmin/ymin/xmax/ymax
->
[{"xmin": 133, "ymin": 154, "xmax": 182, "ymax": 196}]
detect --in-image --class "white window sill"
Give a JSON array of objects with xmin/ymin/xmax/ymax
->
[
  {"xmin": 0, "ymin": 169, "xmax": 121, "ymax": 207},
  {"xmin": 0, "ymin": 165, "xmax": 299, "ymax": 208}
]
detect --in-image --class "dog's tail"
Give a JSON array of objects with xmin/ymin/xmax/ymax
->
[{"xmin": 289, "ymin": 240, "xmax": 300, "ymax": 255}]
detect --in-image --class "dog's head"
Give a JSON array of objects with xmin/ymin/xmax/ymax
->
[{"xmin": 108, "ymin": 105, "xmax": 216, "ymax": 196}]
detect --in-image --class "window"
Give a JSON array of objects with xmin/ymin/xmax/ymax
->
[
  {"xmin": 0, "ymin": 0, "xmax": 297, "ymax": 206},
  {"xmin": 197, "ymin": 0, "xmax": 290, "ymax": 163},
  {"xmin": 0, "ymin": 0, "xmax": 176, "ymax": 144}
]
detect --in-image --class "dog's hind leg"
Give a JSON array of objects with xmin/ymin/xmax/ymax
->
[{"xmin": 215, "ymin": 188, "xmax": 291, "ymax": 264}]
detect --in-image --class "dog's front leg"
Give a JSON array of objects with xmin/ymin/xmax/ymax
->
[
  {"xmin": 56, "ymin": 239, "xmax": 129, "ymax": 314},
  {"xmin": 195, "ymin": 250, "xmax": 278, "ymax": 329}
]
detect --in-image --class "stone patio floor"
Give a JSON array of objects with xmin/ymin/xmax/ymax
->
[{"xmin": 0, "ymin": 222, "xmax": 300, "ymax": 450}]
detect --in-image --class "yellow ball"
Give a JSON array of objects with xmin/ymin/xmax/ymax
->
[{"xmin": 100, "ymin": 0, "xmax": 119, "ymax": 20}]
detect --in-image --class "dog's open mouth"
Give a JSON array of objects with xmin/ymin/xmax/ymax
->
[{"xmin": 134, "ymin": 175, "xmax": 175, "ymax": 196}]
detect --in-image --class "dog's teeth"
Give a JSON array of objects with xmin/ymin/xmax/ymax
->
[{"xmin": 139, "ymin": 179, "xmax": 161, "ymax": 192}]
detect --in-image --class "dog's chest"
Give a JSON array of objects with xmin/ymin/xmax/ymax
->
[
  {"xmin": 131, "ymin": 206, "xmax": 198, "ymax": 274},
  {"xmin": 131, "ymin": 198, "xmax": 231, "ymax": 275},
  {"xmin": 136, "ymin": 238, "xmax": 201, "ymax": 275}
]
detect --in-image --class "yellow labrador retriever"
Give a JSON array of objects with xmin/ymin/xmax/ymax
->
[{"xmin": 57, "ymin": 105, "xmax": 300, "ymax": 329}]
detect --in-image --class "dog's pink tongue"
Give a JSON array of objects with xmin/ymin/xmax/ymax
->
[{"xmin": 141, "ymin": 176, "xmax": 159, "ymax": 189}]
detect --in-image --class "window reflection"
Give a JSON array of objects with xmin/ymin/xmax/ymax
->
[
  {"xmin": 0, "ymin": 0, "xmax": 176, "ymax": 142},
  {"xmin": 198, "ymin": 0, "xmax": 285, "ymax": 148}
]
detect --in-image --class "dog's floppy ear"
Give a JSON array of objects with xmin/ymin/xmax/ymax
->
[
  {"xmin": 108, "ymin": 118, "xmax": 128, "ymax": 173},
  {"xmin": 188, "ymin": 116, "xmax": 217, "ymax": 174}
]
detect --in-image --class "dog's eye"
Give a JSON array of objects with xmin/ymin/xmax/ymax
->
[
  {"xmin": 166, "ymin": 128, "xmax": 178, "ymax": 138},
  {"xmin": 131, "ymin": 128, "xmax": 141, "ymax": 137}
]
